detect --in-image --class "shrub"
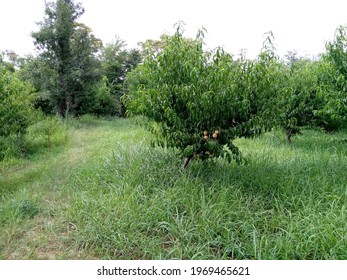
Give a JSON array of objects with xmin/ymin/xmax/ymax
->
[
  {"xmin": 25, "ymin": 115, "xmax": 68, "ymax": 149},
  {"xmin": 0, "ymin": 69, "xmax": 35, "ymax": 159},
  {"xmin": 0, "ymin": 70, "xmax": 35, "ymax": 138}
]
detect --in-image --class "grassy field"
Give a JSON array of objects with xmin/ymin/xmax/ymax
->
[{"xmin": 0, "ymin": 117, "xmax": 346, "ymax": 259}]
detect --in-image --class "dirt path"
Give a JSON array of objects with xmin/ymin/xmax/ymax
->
[{"xmin": 1, "ymin": 127, "xmax": 99, "ymax": 259}]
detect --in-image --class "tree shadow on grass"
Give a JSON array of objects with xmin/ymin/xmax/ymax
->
[{"xmin": 265, "ymin": 129, "xmax": 347, "ymax": 156}]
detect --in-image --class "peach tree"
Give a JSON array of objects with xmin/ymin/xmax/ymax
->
[
  {"xmin": 278, "ymin": 58, "xmax": 324, "ymax": 144},
  {"xmin": 318, "ymin": 25, "xmax": 347, "ymax": 130},
  {"xmin": 124, "ymin": 26, "xmax": 280, "ymax": 167}
]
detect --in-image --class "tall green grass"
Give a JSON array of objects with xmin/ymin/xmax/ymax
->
[
  {"xmin": 1, "ymin": 118, "xmax": 346, "ymax": 259},
  {"xmin": 65, "ymin": 124, "xmax": 347, "ymax": 259}
]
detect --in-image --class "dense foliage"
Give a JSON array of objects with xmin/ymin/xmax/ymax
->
[
  {"xmin": 278, "ymin": 58, "xmax": 323, "ymax": 143},
  {"xmin": 30, "ymin": 0, "xmax": 120, "ymax": 117},
  {"xmin": 23, "ymin": 0, "xmax": 141, "ymax": 117},
  {"xmin": 319, "ymin": 25, "xmax": 347, "ymax": 129},
  {"xmin": 125, "ymin": 26, "xmax": 281, "ymax": 167},
  {"xmin": 0, "ymin": 68, "xmax": 34, "ymax": 138},
  {"xmin": 31, "ymin": 0, "xmax": 85, "ymax": 116},
  {"xmin": 0, "ymin": 62, "xmax": 35, "ymax": 159},
  {"xmin": 100, "ymin": 38, "xmax": 142, "ymax": 116}
]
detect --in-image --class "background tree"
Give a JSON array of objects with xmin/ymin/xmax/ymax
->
[
  {"xmin": 284, "ymin": 50, "xmax": 301, "ymax": 66},
  {"xmin": 319, "ymin": 25, "xmax": 347, "ymax": 129},
  {"xmin": 137, "ymin": 35, "xmax": 170, "ymax": 56},
  {"xmin": 18, "ymin": 55, "xmax": 56, "ymax": 114},
  {"xmin": 31, "ymin": 0, "xmax": 105, "ymax": 117},
  {"xmin": 101, "ymin": 37, "xmax": 141, "ymax": 116},
  {"xmin": 68, "ymin": 22, "xmax": 103, "ymax": 115},
  {"xmin": 0, "ymin": 51, "xmax": 16, "ymax": 73},
  {"xmin": 278, "ymin": 58, "xmax": 324, "ymax": 143}
]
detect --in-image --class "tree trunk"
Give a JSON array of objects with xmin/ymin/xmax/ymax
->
[
  {"xmin": 182, "ymin": 156, "xmax": 193, "ymax": 169},
  {"xmin": 286, "ymin": 129, "xmax": 292, "ymax": 145}
]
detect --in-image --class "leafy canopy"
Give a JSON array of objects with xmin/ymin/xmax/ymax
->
[
  {"xmin": 31, "ymin": 0, "xmax": 104, "ymax": 117},
  {"xmin": 320, "ymin": 25, "xmax": 347, "ymax": 128},
  {"xmin": 125, "ymin": 24, "xmax": 280, "ymax": 166}
]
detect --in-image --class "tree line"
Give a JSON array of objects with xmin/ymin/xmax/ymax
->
[{"xmin": 1, "ymin": 0, "xmax": 347, "ymax": 164}]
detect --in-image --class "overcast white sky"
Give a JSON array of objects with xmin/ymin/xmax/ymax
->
[{"xmin": 1, "ymin": 0, "xmax": 347, "ymax": 58}]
